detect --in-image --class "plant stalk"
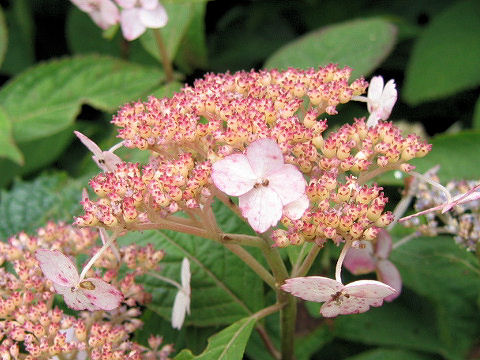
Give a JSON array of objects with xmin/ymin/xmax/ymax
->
[{"xmin": 153, "ymin": 28, "xmax": 174, "ymax": 83}]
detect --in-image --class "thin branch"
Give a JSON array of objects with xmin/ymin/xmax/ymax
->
[{"xmin": 292, "ymin": 243, "xmax": 322, "ymax": 278}]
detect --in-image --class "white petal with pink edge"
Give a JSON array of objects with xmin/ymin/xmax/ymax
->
[
  {"xmin": 281, "ymin": 276, "xmax": 342, "ymax": 303},
  {"xmin": 35, "ymin": 249, "xmax": 79, "ymax": 287},
  {"xmin": 267, "ymin": 164, "xmax": 307, "ymax": 205},
  {"xmin": 246, "ymin": 138, "xmax": 284, "ymax": 178}
]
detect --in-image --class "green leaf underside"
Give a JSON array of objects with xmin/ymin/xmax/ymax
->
[
  {"xmin": 404, "ymin": 0, "xmax": 480, "ymax": 104},
  {"xmin": 264, "ymin": 17, "xmax": 397, "ymax": 79},
  {"xmin": 0, "ymin": 106, "xmax": 23, "ymax": 164},
  {"xmin": 0, "ymin": 55, "xmax": 164, "ymax": 143},
  {"xmin": 175, "ymin": 316, "xmax": 256, "ymax": 360}
]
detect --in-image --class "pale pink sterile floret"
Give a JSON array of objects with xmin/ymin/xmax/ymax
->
[
  {"xmin": 212, "ymin": 138, "xmax": 309, "ymax": 233},
  {"xmin": 172, "ymin": 258, "xmax": 191, "ymax": 330},
  {"xmin": 281, "ymin": 276, "xmax": 395, "ymax": 317},
  {"xmin": 366, "ymin": 76, "xmax": 397, "ymax": 127},
  {"xmin": 74, "ymin": 131, "xmax": 123, "ymax": 172},
  {"xmin": 344, "ymin": 229, "xmax": 401, "ymax": 301},
  {"xmin": 116, "ymin": 0, "xmax": 168, "ymax": 41},
  {"xmin": 35, "ymin": 249, "xmax": 123, "ymax": 311},
  {"xmin": 71, "ymin": 0, "xmax": 120, "ymax": 29}
]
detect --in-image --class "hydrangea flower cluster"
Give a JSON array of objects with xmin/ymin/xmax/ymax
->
[
  {"xmin": 71, "ymin": 0, "xmax": 168, "ymax": 40},
  {"xmin": 401, "ymin": 171, "xmax": 480, "ymax": 251},
  {"xmin": 77, "ymin": 66, "xmax": 430, "ymax": 247},
  {"xmin": 0, "ymin": 222, "xmax": 173, "ymax": 359}
]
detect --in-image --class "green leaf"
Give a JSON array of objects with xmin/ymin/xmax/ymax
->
[
  {"xmin": 0, "ymin": 173, "xmax": 85, "ymax": 240},
  {"xmin": 264, "ymin": 18, "xmax": 397, "ymax": 79},
  {"xmin": 175, "ymin": 316, "xmax": 256, "ymax": 360},
  {"xmin": 0, "ymin": 55, "xmax": 164, "ymax": 143},
  {"xmin": 0, "ymin": 0, "xmax": 34, "ymax": 75},
  {"xmin": 0, "ymin": 106, "xmax": 23, "ymax": 165},
  {"xmin": 174, "ymin": 1, "xmax": 208, "ymax": 73},
  {"xmin": 377, "ymin": 130, "xmax": 480, "ymax": 185},
  {"xmin": 0, "ymin": 5, "xmax": 8, "ymax": 68},
  {"xmin": 119, "ymin": 202, "xmax": 264, "ymax": 327},
  {"xmin": 345, "ymin": 348, "xmax": 435, "ymax": 360},
  {"xmin": 390, "ymin": 235, "xmax": 480, "ymax": 359},
  {"xmin": 473, "ymin": 95, "xmax": 480, "ymax": 129},
  {"xmin": 404, "ymin": 0, "xmax": 480, "ymax": 104},
  {"xmin": 140, "ymin": 1, "xmax": 202, "ymax": 63}
]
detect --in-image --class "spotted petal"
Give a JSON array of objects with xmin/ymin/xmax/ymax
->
[
  {"xmin": 281, "ymin": 276, "xmax": 342, "ymax": 303},
  {"xmin": 35, "ymin": 249, "xmax": 79, "ymax": 288},
  {"xmin": 80, "ymin": 278, "xmax": 123, "ymax": 310},
  {"xmin": 343, "ymin": 280, "xmax": 396, "ymax": 299},
  {"xmin": 321, "ymin": 294, "xmax": 375, "ymax": 318}
]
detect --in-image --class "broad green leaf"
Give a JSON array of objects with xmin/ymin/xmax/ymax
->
[
  {"xmin": 345, "ymin": 348, "xmax": 435, "ymax": 360},
  {"xmin": 473, "ymin": 95, "xmax": 480, "ymax": 129},
  {"xmin": 377, "ymin": 130, "xmax": 480, "ymax": 186},
  {"xmin": 119, "ymin": 202, "xmax": 264, "ymax": 327},
  {"xmin": 0, "ymin": 106, "xmax": 23, "ymax": 165},
  {"xmin": 150, "ymin": 81, "xmax": 183, "ymax": 99},
  {"xmin": 0, "ymin": 5, "xmax": 7, "ymax": 68},
  {"xmin": 0, "ymin": 55, "xmax": 164, "ymax": 143},
  {"xmin": 175, "ymin": 316, "xmax": 256, "ymax": 360},
  {"xmin": 264, "ymin": 18, "xmax": 397, "ymax": 79},
  {"xmin": 404, "ymin": 0, "xmax": 480, "ymax": 104},
  {"xmin": 334, "ymin": 301, "xmax": 458, "ymax": 359},
  {"xmin": 0, "ymin": 0, "xmax": 34, "ymax": 75},
  {"xmin": 174, "ymin": 1, "xmax": 208, "ymax": 73},
  {"xmin": 0, "ymin": 173, "xmax": 84, "ymax": 240},
  {"xmin": 140, "ymin": 2, "xmax": 201, "ymax": 64},
  {"xmin": 0, "ymin": 125, "xmax": 74, "ymax": 187},
  {"xmin": 390, "ymin": 235, "xmax": 480, "ymax": 359}
]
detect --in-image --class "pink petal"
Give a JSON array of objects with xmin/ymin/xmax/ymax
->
[
  {"xmin": 343, "ymin": 243, "xmax": 376, "ymax": 275},
  {"xmin": 139, "ymin": 5, "xmax": 168, "ymax": 28},
  {"xmin": 343, "ymin": 280, "xmax": 396, "ymax": 299},
  {"xmin": 35, "ymin": 249, "xmax": 79, "ymax": 287},
  {"xmin": 366, "ymin": 113, "xmax": 381, "ymax": 128},
  {"xmin": 140, "ymin": 0, "xmax": 158, "ymax": 10},
  {"xmin": 239, "ymin": 187, "xmax": 283, "ymax": 233},
  {"xmin": 281, "ymin": 276, "xmax": 342, "ymax": 303},
  {"xmin": 74, "ymin": 131, "xmax": 102, "ymax": 156},
  {"xmin": 115, "ymin": 0, "xmax": 136, "ymax": 8},
  {"xmin": 321, "ymin": 295, "xmax": 373, "ymax": 317},
  {"xmin": 120, "ymin": 8, "xmax": 146, "ymax": 40},
  {"xmin": 267, "ymin": 164, "xmax": 307, "ymax": 205},
  {"xmin": 283, "ymin": 194, "xmax": 309, "ymax": 220},
  {"xmin": 99, "ymin": 0, "xmax": 120, "ymax": 27},
  {"xmin": 376, "ymin": 260, "xmax": 402, "ymax": 302},
  {"xmin": 55, "ymin": 284, "xmax": 98, "ymax": 311},
  {"xmin": 212, "ymin": 154, "xmax": 256, "ymax": 196},
  {"xmin": 71, "ymin": 0, "xmax": 96, "ymax": 13},
  {"xmin": 246, "ymin": 139, "xmax": 284, "ymax": 178},
  {"xmin": 80, "ymin": 278, "xmax": 123, "ymax": 310},
  {"xmin": 95, "ymin": 151, "xmax": 123, "ymax": 172},
  {"xmin": 181, "ymin": 258, "xmax": 191, "ymax": 296},
  {"xmin": 375, "ymin": 229, "xmax": 392, "ymax": 259}
]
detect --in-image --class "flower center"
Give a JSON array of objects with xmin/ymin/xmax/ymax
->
[{"xmin": 253, "ymin": 178, "xmax": 269, "ymax": 189}]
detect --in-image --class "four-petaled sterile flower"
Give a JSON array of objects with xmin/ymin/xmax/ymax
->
[
  {"xmin": 344, "ymin": 230, "xmax": 401, "ymax": 301},
  {"xmin": 212, "ymin": 138, "xmax": 309, "ymax": 233},
  {"xmin": 281, "ymin": 276, "xmax": 395, "ymax": 317},
  {"xmin": 71, "ymin": 0, "xmax": 120, "ymax": 30},
  {"xmin": 116, "ymin": 0, "xmax": 168, "ymax": 41},
  {"xmin": 35, "ymin": 249, "xmax": 123, "ymax": 311},
  {"xmin": 172, "ymin": 258, "xmax": 191, "ymax": 330},
  {"xmin": 353, "ymin": 76, "xmax": 397, "ymax": 128},
  {"xmin": 74, "ymin": 131, "xmax": 123, "ymax": 172}
]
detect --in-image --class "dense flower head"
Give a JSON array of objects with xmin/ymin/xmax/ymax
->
[{"xmin": 0, "ymin": 222, "xmax": 172, "ymax": 359}]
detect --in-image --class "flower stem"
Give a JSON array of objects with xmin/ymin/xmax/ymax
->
[
  {"xmin": 335, "ymin": 240, "xmax": 352, "ymax": 284},
  {"xmin": 153, "ymin": 28, "xmax": 174, "ymax": 83},
  {"xmin": 78, "ymin": 231, "xmax": 118, "ymax": 284},
  {"xmin": 358, "ymin": 164, "xmax": 401, "ymax": 185}
]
